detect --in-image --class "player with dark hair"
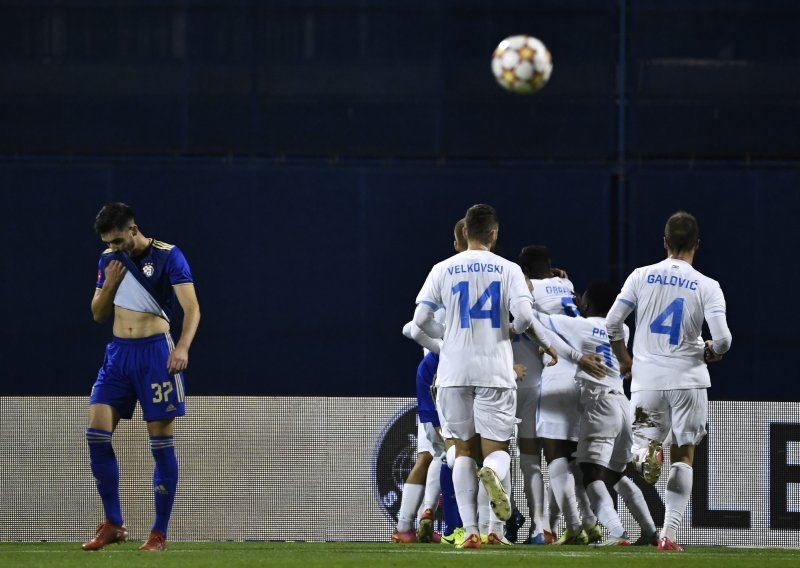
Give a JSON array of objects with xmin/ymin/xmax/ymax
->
[
  {"xmin": 606, "ymin": 211, "xmax": 732, "ymax": 551},
  {"xmin": 82, "ymin": 202, "xmax": 200, "ymax": 551},
  {"xmin": 413, "ymin": 204, "xmax": 556, "ymax": 549}
]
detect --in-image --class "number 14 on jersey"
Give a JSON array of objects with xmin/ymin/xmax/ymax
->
[{"xmin": 452, "ymin": 281, "xmax": 501, "ymax": 329}]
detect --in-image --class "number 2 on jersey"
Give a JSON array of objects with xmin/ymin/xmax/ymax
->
[
  {"xmin": 452, "ymin": 281, "xmax": 501, "ymax": 328},
  {"xmin": 649, "ymin": 298, "xmax": 685, "ymax": 345}
]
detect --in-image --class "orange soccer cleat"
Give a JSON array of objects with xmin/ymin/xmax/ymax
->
[
  {"xmin": 82, "ymin": 520, "xmax": 128, "ymax": 551},
  {"xmin": 139, "ymin": 530, "xmax": 167, "ymax": 551}
]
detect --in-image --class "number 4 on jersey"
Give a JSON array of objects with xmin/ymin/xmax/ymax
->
[
  {"xmin": 452, "ymin": 281, "xmax": 501, "ymax": 328},
  {"xmin": 649, "ymin": 298, "xmax": 684, "ymax": 345}
]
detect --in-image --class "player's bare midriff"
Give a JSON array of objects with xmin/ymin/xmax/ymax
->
[{"xmin": 112, "ymin": 306, "xmax": 169, "ymax": 339}]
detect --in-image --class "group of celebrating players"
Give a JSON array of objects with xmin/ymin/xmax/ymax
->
[{"xmin": 391, "ymin": 204, "xmax": 732, "ymax": 550}]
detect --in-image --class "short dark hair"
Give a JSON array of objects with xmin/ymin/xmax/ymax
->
[
  {"xmin": 584, "ymin": 280, "xmax": 618, "ymax": 315},
  {"xmin": 95, "ymin": 202, "xmax": 135, "ymax": 235},
  {"xmin": 665, "ymin": 211, "xmax": 699, "ymax": 253},
  {"xmin": 464, "ymin": 204, "xmax": 498, "ymax": 244},
  {"xmin": 454, "ymin": 218, "xmax": 467, "ymax": 250},
  {"xmin": 518, "ymin": 245, "xmax": 551, "ymax": 278}
]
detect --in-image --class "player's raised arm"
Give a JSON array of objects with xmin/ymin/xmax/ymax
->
[{"xmin": 91, "ymin": 259, "xmax": 127, "ymax": 323}]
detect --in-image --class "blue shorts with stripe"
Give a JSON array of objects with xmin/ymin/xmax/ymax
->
[{"xmin": 90, "ymin": 333, "xmax": 186, "ymax": 421}]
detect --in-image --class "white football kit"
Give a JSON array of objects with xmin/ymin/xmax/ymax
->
[
  {"xmin": 532, "ymin": 277, "xmax": 582, "ymax": 442},
  {"xmin": 415, "ymin": 249, "xmax": 550, "ymax": 441},
  {"xmin": 542, "ymin": 314, "xmax": 633, "ymax": 472},
  {"xmin": 606, "ymin": 258, "xmax": 732, "ymax": 447}
]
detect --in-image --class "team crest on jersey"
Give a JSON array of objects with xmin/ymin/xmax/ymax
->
[
  {"xmin": 142, "ymin": 263, "xmax": 155, "ymax": 278},
  {"xmin": 373, "ymin": 404, "xmax": 418, "ymax": 523}
]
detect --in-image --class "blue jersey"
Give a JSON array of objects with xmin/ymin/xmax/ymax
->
[
  {"xmin": 416, "ymin": 352, "xmax": 440, "ymax": 426},
  {"xmin": 96, "ymin": 238, "xmax": 193, "ymax": 322}
]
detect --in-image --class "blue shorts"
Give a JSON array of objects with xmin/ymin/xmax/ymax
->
[{"xmin": 90, "ymin": 333, "xmax": 186, "ymax": 421}]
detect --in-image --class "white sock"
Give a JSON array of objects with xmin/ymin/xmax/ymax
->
[
  {"xmin": 397, "ymin": 483, "xmax": 424, "ymax": 532},
  {"xmin": 421, "ymin": 457, "xmax": 442, "ymax": 512},
  {"xmin": 477, "ymin": 483, "xmax": 490, "ymax": 535},
  {"xmin": 453, "ymin": 456, "xmax": 479, "ymax": 536},
  {"xmin": 519, "ymin": 452, "xmax": 544, "ymax": 535},
  {"xmin": 661, "ymin": 462, "xmax": 693, "ymax": 542},
  {"xmin": 483, "ymin": 450, "xmax": 511, "ymax": 482},
  {"xmin": 548, "ymin": 458, "xmax": 581, "ymax": 532},
  {"xmin": 446, "ymin": 445, "xmax": 456, "ymax": 470},
  {"xmin": 570, "ymin": 461, "xmax": 598, "ymax": 530},
  {"xmin": 546, "ymin": 483, "xmax": 558, "ymax": 532},
  {"xmin": 614, "ymin": 476, "xmax": 656, "ymax": 536},
  {"xmin": 586, "ymin": 480, "xmax": 625, "ymax": 538}
]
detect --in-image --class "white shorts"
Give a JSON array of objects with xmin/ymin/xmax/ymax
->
[
  {"xmin": 536, "ymin": 371, "xmax": 581, "ymax": 442},
  {"xmin": 516, "ymin": 387, "xmax": 539, "ymax": 439},
  {"xmin": 417, "ymin": 421, "xmax": 445, "ymax": 457},
  {"xmin": 437, "ymin": 386, "xmax": 517, "ymax": 443},
  {"xmin": 576, "ymin": 384, "xmax": 632, "ymax": 472},
  {"xmin": 630, "ymin": 388, "xmax": 708, "ymax": 448},
  {"xmin": 437, "ymin": 407, "xmax": 454, "ymax": 440}
]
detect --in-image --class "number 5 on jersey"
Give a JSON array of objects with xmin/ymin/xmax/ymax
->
[
  {"xmin": 649, "ymin": 298, "xmax": 685, "ymax": 345},
  {"xmin": 452, "ymin": 281, "xmax": 501, "ymax": 328}
]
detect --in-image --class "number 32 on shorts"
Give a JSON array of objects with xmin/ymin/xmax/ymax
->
[{"xmin": 151, "ymin": 381, "xmax": 174, "ymax": 403}]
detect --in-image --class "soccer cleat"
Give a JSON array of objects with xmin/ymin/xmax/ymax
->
[
  {"xmin": 391, "ymin": 529, "xmax": 418, "ymax": 543},
  {"xmin": 584, "ymin": 523, "xmax": 603, "ymax": 544},
  {"xmin": 633, "ymin": 440, "xmax": 663, "ymax": 484},
  {"xmin": 657, "ymin": 536, "xmax": 685, "ymax": 551},
  {"xmin": 633, "ymin": 530, "xmax": 659, "ymax": 546},
  {"xmin": 524, "ymin": 532, "xmax": 548, "ymax": 545},
  {"xmin": 81, "ymin": 520, "xmax": 128, "ymax": 551},
  {"xmin": 591, "ymin": 534, "xmax": 632, "ymax": 547},
  {"xmin": 554, "ymin": 528, "xmax": 588, "ymax": 545},
  {"xmin": 431, "ymin": 532, "xmax": 442, "ymax": 544},
  {"xmin": 486, "ymin": 532, "xmax": 513, "ymax": 545},
  {"xmin": 477, "ymin": 466, "xmax": 511, "ymax": 521},
  {"xmin": 456, "ymin": 533, "xmax": 481, "ymax": 549},
  {"xmin": 504, "ymin": 509, "xmax": 526, "ymax": 543},
  {"xmin": 416, "ymin": 508, "xmax": 435, "ymax": 543},
  {"xmin": 139, "ymin": 530, "xmax": 166, "ymax": 551},
  {"xmin": 543, "ymin": 530, "xmax": 556, "ymax": 544},
  {"xmin": 480, "ymin": 533, "xmax": 488, "ymax": 544},
  {"xmin": 441, "ymin": 527, "xmax": 465, "ymax": 546}
]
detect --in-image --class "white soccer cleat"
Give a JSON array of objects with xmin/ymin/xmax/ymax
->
[{"xmin": 633, "ymin": 440, "xmax": 663, "ymax": 484}]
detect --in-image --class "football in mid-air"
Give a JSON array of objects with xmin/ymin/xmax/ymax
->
[{"xmin": 491, "ymin": 35, "xmax": 553, "ymax": 94}]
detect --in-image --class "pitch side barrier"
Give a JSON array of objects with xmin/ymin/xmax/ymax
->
[{"xmin": 0, "ymin": 397, "xmax": 797, "ymax": 546}]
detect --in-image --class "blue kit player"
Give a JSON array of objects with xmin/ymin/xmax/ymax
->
[{"xmin": 82, "ymin": 203, "xmax": 201, "ymax": 552}]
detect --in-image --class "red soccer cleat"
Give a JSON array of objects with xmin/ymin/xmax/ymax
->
[
  {"xmin": 139, "ymin": 530, "xmax": 167, "ymax": 551},
  {"xmin": 416, "ymin": 508, "xmax": 435, "ymax": 543},
  {"xmin": 657, "ymin": 536, "xmax": 685, "ymax": 551},
  {"xmin": 82, "ymin": 520, "xmax": 128, "ymax": 551},
  {"xmin": 457, "ymin": 533, "xmax": 481, "ymax": 549},
  {"xmin": 391, "ymin": 529, "xmax": 418, "ymax": 543},
  {"xmin": 543, "ymin": 530, "xmax": 556, "ymax": 544}
]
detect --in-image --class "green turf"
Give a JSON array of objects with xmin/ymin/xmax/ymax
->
[{"xmin": 1, "ymin": 542, "xmax": 799, "ymax": 568}]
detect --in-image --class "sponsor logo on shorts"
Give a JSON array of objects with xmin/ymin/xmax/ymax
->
[{"xmin": 166, "ymin": 404, "xmax": 176, "ymax": 412}]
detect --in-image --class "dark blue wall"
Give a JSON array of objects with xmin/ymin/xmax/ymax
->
[{"xmin": 1, "ymin": 1, "xmax": 798, "ymax": 400}]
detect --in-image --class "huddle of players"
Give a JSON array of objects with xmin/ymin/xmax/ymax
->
[{"xmin": 393, "ymin": 204, "xmax": 731, "ymax": 550}]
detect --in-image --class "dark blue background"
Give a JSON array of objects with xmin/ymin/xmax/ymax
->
[{"xmin": 1, "ymin": 1, "xmax": 797, "ymax": 399}]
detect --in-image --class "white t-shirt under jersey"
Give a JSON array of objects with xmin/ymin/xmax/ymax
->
[
  {"xmin": 609, "ymin": 258, "xmax": 727, "ymax": 391},
  {"xmin": 416, "ymin": 249, "xmax": 532, "ymax": 388}
]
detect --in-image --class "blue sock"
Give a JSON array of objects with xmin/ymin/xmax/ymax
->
[
  {"xmin": 150, "ymin": 436, "xmax": 178, "ymax": 537},
  {"xmin": 86, "ymin": 428, "xmax": 123, "ymax": 527},
  {"xmin": 440, "ymin": 462, "xmax": 462, "ymax": 534}
]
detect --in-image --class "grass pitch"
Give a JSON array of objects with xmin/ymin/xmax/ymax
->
[{"xmin": 1, "ymin": 541, "xmax": 798, "ymax": 567}]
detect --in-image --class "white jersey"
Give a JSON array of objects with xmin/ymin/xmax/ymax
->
[
  {"xmin": 416, "ymin": 249, "xmax": 532, "ymax": 388},
  {"xmin": 531, "ymin": 276, "xmax": 580, "ymax": 317},
  {"xmin": 543, "ymin": 314, "xmax": 630, "ymax": 391},
  {"xmin": 511, "ymin": 332, "xmax": 544, "ymax": 390},
  {"xmin": 612, "ymin": 258, "xmax": 726, "ymax": 391},
  {"xmin": 533, "ymin": 276, "xmax": 579, "ymax": 378}
]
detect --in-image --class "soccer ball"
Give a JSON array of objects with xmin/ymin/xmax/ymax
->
[{"xmin": 491, "ymin": 35, "xmax": 553, "ymax": 94}]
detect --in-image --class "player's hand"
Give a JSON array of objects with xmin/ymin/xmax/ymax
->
[
  {"xmin": 704, "ymin": 340, "xmax": 723, "ymax": 363},
  {"xmin": 619, "ymin": 359, "xmax": 632, "ymax": 381},
  {"xmin": 103, "ymin": 260, "xmax": 127, "ymax": 288},
  {"xmin": 513, "ymin": 364, "xmax": 527, "ymax": 381},
  {"xmin": 542, "ymin": 346, "xmax": 559, "ymax": 366},
  {"xmin": 579, "ymin": 354, "xmax": 607, "ymax": 379},
  {"xmin": 167, "ymin": 345, "xmax": 189, "ymax": 374},
  {"xmin": 551, "ymin": 267, "xmax": 568, "ymax": 279}
]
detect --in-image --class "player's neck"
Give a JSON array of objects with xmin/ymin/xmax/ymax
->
[
  {"xmin": 131, "ymin": 234, "xmax": 151, "ymax": 257},
  {"xmin": 467, "ymin": 241, "xmax": 492, "ymax": 251},
  {"xmin": 667, "ymin": 250, "xmax": 694, "ymax": 264}
]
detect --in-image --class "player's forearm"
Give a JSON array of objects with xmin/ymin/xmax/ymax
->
[
  {"xmin": 707, "ymin": 315, "xmax": 732, "ymax": 354},
  {"xmin": 610, "ymin": 339, "xmax": 631, "ymax": 367},
  {"xmin": 91, "ymin": 287, "xmax": 117, "ymax": 323},
  {"xmin": 175, "ymin": 304, "xmax": 200, "ymax": 350},
  {"xmin": 413, "ymin": 303, "xmax": 444, "ymax": 339},
  {"xmin": 605, "ymin": 299, "xmax": 633, "ymax": 342}
]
